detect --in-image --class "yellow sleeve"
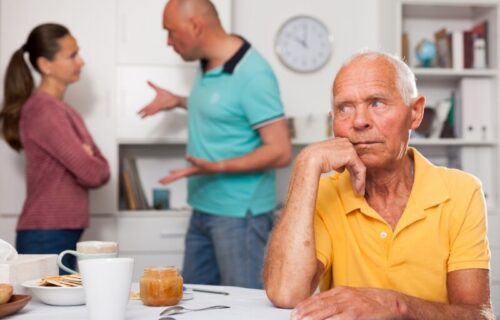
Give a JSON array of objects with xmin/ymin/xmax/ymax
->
[
  {"xmin": 314, "ymin": 209, "xmax": 333, "ymax": 290},
  {"xmin": 448, "ymin": 187, "xmax": 490, "ymax": 272}
]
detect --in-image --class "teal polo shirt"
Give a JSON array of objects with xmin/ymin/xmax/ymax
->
[{"xmin": 186, "ymin": 40, "xmax": 285, "ymax": 217}]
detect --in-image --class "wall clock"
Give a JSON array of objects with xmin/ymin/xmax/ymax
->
[{"xmin": 275, "ymin": 15, "xmax": 333, "ymax": 73}]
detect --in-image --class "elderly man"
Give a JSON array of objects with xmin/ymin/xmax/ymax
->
[
  {"xmin": 264, "ymin": 51, "xmax": 492, "ymax": 319},
  {"xmin": 138, "ymin": 0, "xmax": 291, "ymax": 288}
]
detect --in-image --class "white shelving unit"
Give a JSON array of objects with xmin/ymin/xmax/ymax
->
[{"xmin": 396, "ymin": 0, "xmax": 500, "ymax": 312}]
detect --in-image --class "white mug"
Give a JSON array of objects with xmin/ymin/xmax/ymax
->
[
  {"xmin": 58, "ymin": 241, "xmax": 118, "ymax": 274},
  {"xmin": 80, "ymin": 257, "xmax": 134, "ymax": 320}
]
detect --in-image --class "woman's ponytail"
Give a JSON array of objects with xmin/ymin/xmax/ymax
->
[{"xmin": 0, "ymin": 46, "xmax": 34, "ymax": 151}]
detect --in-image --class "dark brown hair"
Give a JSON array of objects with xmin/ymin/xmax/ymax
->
[{"xmin": 0, "ymin": 23, "xmax": 69, "ymax": 151}]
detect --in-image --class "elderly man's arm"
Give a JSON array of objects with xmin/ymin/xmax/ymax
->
[
  {"xmin": 263, "ymin": 153, "xmax": 324, "ymax": 307},
  {"xmin": 290, "ymin": 268, "xmax": 493, "ymax": 320},
  {"xmin": 402, "ymin": 269, "xmax": 493, "ymax": 319},
  {"xmin": 264, "ymin": 139, "xmax": 366, "ymax": 308}
]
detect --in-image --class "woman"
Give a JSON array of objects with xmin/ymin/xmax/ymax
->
[{"xmin": 0, "ymin": 23, "xmax": 110, "ymax": 273}]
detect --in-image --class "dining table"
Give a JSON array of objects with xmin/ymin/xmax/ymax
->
[{"xmin": 4, "ymin": 284, "xmax": 292, "ymax": 319}]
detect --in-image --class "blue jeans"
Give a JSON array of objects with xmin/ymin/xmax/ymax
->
[
  {"xmin": 182, "ymin": 210, "xmax": 274, "ymax": 289},
  {"xmin": 16, "ymin": 229, "xmax": 84, "ymax": 275}
]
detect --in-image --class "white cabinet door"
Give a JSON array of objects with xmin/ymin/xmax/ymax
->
[
  {"xmin": 0, "ymin": 0, "xmax": 116, "ymax": 214},
  {"xmin": 117, "ymin": 214, "xmax": 190, "ymax": 252},
  {"xmin": 117, "ymin": 213, "xmax": 191, "ymax": 281},
  {"xmin": 117, "ymin": 0, "xmax": 232, "ymax": 66},
  {"xmin": 116, "ymin": 65, "xmax": 197, "ymax": 141}
]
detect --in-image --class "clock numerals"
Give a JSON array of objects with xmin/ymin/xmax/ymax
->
[{"xmin": 275, "ymin": 16, "xmax": 332, "ymax": 73}]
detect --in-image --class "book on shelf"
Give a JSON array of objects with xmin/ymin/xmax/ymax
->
[
  {"xmin": 426, "ymin": 21, "xmax": 488, "ymax": 69},
  {"xmin": 430, "ymin": 98, "xmax": 452, "ymax": 139},
  {"xmin": 439, "ymin": 94, "xmax": 455, "ymax": 138},
  {"xmin": 402, "ymin": 32, "xmax": 409, "ymax": 64},
  {"xmin": 414, "ymin": 107, "xmax": 436, "ymax": 138},
  {"xmin": 470, "ymin": 20, "xmax": 488, "ymax": 68},
  {"xmin": 463, "ymin": 31, "xmax": 473, "ymax": 69},
  {"xmin": 456, "ymin": 78, "xmax": 493, "ymax": 141},
  {"xmin": 122, "ymin": 169, "xmax": 137, "ymax": 210},
  {"xmin": 121, "ymin": 157, "xmax": 150, "ymax": 210},
  {"xmin": 451, "ymin": 31, "xmax": 463, "ymax": 71},
  {"xmin": 434, "ymin": 28, "xmax": 452, "ymax": 68}
]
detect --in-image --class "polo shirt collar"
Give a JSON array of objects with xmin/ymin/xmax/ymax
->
[
  {"xmin": 200, "ymin": 36, "xmax": 251, "ymax": 74},
  {"xmin": 338, "ymin": 148, "xmax": 450, "ymax": 216}
]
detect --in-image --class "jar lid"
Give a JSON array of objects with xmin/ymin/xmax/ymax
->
[{"xmin": 143, "ymin": 266, "xmax": 179, "ymax": 277}]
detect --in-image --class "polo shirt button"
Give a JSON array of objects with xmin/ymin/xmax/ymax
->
[{"xmin": 379, "ymin": 231, "xmax": 388, "ymax": 239}]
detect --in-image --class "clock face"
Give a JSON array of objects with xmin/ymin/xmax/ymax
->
[{"xmin": 275, "ymin": 16, "xmax": 332, "ymax": 73}]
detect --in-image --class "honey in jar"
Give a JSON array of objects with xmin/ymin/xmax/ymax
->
[{"xmin": 140, "ymin": 266, "xmax": 183, "ymax": 306}]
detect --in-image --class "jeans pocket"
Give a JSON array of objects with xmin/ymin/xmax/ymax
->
[{"xmin": 248, "ymin": 211, "xmax": 274, "ymax": 244}]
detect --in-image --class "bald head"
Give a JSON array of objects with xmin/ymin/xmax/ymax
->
[{"xmin": 169, "ymin": 0, "xmax": 220, "ymax": 24}]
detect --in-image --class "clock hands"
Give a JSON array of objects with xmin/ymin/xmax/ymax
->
[
  {"xmin": 287, "ymin": 33, "xmax": 307, "ymax": 48},
  {"xmin": 302, "ymin": 23, "xmax": 309, "ymax": 49}
]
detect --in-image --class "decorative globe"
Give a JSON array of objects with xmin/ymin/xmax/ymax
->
[{"xmin": 415, "ymin": 40, "xmax": 436, "ymax": 68}]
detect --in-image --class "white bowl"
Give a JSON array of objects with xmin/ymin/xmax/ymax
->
[{"xmin": 22, "ymin": 279, "xmax": 85, "ymax": 306}]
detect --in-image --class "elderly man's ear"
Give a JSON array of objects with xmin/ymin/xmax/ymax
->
[{"xmin": 410, "ymin": 96, "xmax": 426, "ymax": 130}]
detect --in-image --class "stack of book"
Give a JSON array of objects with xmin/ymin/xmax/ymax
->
[
  {"xmin": 414, "ymin": 77, "xmax": 492, "ymax": 141},
  {"xmin": 121, "ymin": 157, "xmax": 149, "ymax": 210},
  {"xmin": 433, "ymin": 20, "xmax": 488, "ymax": 69}
]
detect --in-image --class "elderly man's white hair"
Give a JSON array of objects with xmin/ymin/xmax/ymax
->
[{"xmin": 334, "ymin": 50, "xmax": 418, "ymax": 106}]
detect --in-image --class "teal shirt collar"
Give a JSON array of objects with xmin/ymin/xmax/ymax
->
[{"xmin": 200, "ymin": 36, "xmax": 251, "ymax": 74}]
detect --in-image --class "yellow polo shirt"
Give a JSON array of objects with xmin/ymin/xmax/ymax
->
[{"xmin": 314, "ymin": 148, "xmax": 490, "ymax": 303}]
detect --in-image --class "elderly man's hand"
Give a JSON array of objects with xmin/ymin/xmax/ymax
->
[
  {"xmin": 298, "ymin": 137, "xmax": 366, "ymax": 195},
  {"xmin": 158, "ymin": 155, "xmax": 223, "ymax": 185},
  {"xmin": 290, "ymin": 287, "xmax": 406, "ymax": 320}
]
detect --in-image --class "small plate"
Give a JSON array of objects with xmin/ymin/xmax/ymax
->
[
  {"xmin": 22, "ymin": 280, "xmax": 85, "ymax": 306},
  {"xmin": 0, "ymin": 295, "xmax": 31, "ymax": 318}
]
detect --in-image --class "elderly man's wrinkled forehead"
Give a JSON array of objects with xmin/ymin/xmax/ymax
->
[{"xmin": 333, "ymin": 56, "xmax": 398, "ymax": 93}]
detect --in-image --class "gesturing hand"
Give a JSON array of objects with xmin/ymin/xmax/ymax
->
[
  {"xmin": 291, "ymin": 287, "xmax": 406, "ymax": 320},
  {"xmin": 158, "ymin": 155, "xmax": 223, "ymax": 185},
  {"xmin": 297, "ymin": 138, "xmax": 366, "ymax": 195},
  {"xmin": 137, "ymin": 81, "xmax": 183, "ymax": 118}
]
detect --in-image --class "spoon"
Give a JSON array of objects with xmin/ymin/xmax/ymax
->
[{"xmin": 160, "ymin": 305, "xmax": 230, "ymax": 316}]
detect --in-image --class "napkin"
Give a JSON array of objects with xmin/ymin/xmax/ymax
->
[{"xmin": 0, "ymin": 239, "xmax": 18, "ymax": 262}]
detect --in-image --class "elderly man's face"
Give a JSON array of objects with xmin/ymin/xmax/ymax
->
[{"xmin": 332, "ymin": 57, "xmax": 420, "ymax": 169}]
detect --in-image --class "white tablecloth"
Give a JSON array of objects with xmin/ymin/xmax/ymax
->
[{"xmin": 5, "ymin": 284, "xmax": 292, "ymax": 319}]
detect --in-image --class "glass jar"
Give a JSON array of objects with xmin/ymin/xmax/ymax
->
[{"xmin": 139, "ymin": 266, "xmax": 183, "ymax": 306}]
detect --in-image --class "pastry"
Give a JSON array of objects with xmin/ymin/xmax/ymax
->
[{"xmin": 0, "ymin": 283, "xmax": 13, "ymax": 304}]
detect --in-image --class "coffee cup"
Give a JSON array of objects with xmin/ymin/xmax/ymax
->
[
  {"xmin": 80, "ymin": 257, "xmax": 134, "ymax": 320},
  {"xmin": 58, "ymin": 241, "xmax": 118, "ymax": 274}
]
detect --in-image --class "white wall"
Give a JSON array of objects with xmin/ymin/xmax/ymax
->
[{"xmin": 233, "ymin": 0, "xmax": 382, "ymax": 119}]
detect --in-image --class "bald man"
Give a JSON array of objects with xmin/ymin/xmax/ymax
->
[
  {"xmin": 138, "ymin": 0, "xmax": 291, "ymax": 288},
  {"xmin": 264, "ymin": 51, "xmax": 492, "ymax": 319}
]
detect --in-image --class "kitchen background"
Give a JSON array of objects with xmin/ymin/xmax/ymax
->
[{"xmin": 0, "ymin": 0, "xmax": 498, "ymax": 314}]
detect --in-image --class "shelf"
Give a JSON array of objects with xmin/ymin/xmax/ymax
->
[
  {"xmin": 117, "ymin": 137, "xmax": 187, "ymax": 145},
  {"xmin": 413, "ymin": 68, "xmax": 497, "ymax": 79},
  {"xmin": 117, "ymin": 209, "xmax": 191, "ymax": 218},
  {"xmin": 402, "ymin": 2, "xmax": 495, "ymax": 20},
  {"xmin": 410, "ymin": 138, "xmax": 496, "ymax": 146}
]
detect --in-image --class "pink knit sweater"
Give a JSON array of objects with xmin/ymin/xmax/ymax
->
[{"xmin": 17, "ymin": 90, "xmax": 110, "ymax": 230}]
